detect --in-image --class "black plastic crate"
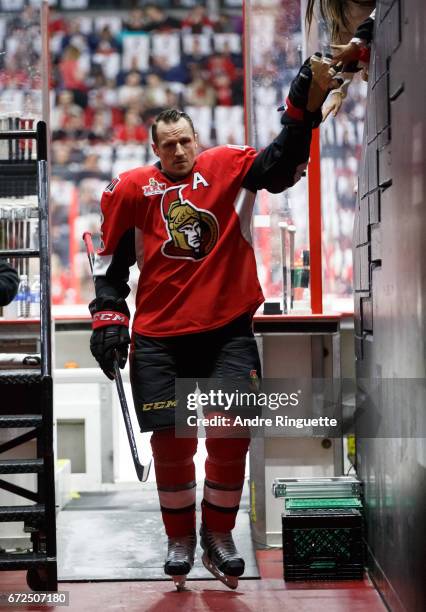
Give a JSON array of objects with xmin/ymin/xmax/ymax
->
[{"xmin": 282, "ymin": 508, "xmax": 364, "ymax": 581}]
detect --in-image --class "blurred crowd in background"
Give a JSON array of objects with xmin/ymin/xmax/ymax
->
[{"xmin": 0, "ymin": 0, "xmax": 366, "ymax": 309}]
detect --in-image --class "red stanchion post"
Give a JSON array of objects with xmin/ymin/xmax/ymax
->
[{"xmin": 308, "ymin": 127, "xmax": 323, "ymax": 314}]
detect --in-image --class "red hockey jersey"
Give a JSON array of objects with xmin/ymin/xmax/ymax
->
[{"xmin": 95, "ymin": 145, "xmax": 265, "ymax": 336}]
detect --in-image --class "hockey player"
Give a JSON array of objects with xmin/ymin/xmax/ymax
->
[{"xmin": 89, "ymin": 54, "xmax": 340, "ymax": 590}]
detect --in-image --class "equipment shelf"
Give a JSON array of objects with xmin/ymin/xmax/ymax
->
[{"xmin": 0, "ymin": 122, "xmax": 57, "ymax": 591}]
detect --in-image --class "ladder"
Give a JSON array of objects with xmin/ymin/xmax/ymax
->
[{"xmin": 0, "ymin": 122, "xmax": 57, "ymax": 590}]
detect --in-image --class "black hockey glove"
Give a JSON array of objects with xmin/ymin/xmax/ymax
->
[
  {"xmin": 280, "ymin": 53, "xmax": 343, "ymax": 127},
  {"xmin": 89, "ymin": 296, "xmax": 131, "ymax": 380}
]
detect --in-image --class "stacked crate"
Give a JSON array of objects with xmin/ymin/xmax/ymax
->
[{"xmin": 272, "ymin": 477, "xmax": 364, "ymax": 581}]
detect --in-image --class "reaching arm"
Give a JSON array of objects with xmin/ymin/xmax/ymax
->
[
  {"xmin": 242, "ymin": 122, "xmax": 312, "ymax": 194},
  {"xmin": 243, "ymin": 53, "xmax": 342, "ymax": 193},
  {"xmin": 322, "ymin": 74, "xmax": 354, "ymax": 120},
  {"xmin": 331, "ymin": 9, "xmax": 376, "ymax": 65}
]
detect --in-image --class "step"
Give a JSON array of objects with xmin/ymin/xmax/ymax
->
[
  {"xmin": 0, "ymin": 249, "xmax": 40, "ymax": 258},
  {"xmin": 0, "ymin": 415, "xmax": 42, "ymax": 428},
  {"xmin": 0, "ymin": 552, "xmax": 47, "ymax": 570},
  {"xmin": 0, "ymin": 459, "xmax": 44, "ymax": 474},
  {"xmin": 0, "ymin": 504, "xmax": 45, "ymax": 522},
  {"xmin": 0, "ymin": 370, "xmax": 42, "ymax": 385},
  {"xmin": 0, "ymin": 129, "xmax": 38, "ymax": 140}
]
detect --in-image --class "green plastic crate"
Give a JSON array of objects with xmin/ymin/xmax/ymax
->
[{"xmin": 285, "ymin": 497, "xmax": 362, "ymax": 510}]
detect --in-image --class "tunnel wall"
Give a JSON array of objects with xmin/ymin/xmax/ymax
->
[{"xmin": 354, "ymin": 1, "xmax": 426, "ymax": 611}]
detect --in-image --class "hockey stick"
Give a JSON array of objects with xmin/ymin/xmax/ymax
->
[
  {"xmin": 279, "ymin": 222, "xmax": 288, "ymax": 314},
  {"xmin": 288, "ymin": 225, "xmax": 296, "ymax": 310},
  {"xmin": 83, "ymin": 231, "xmax": 151, "ymax": 482}
]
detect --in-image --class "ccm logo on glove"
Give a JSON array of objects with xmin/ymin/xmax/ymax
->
[{"xmin": 92, "ymin": 311, "xmax": 130, "ymax": 329}]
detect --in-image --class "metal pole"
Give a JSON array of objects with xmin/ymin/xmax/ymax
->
[
  {"xmin": 37, "ymin": 122, "xmax": 51, "ymax": 377},
  {"xmin": 243, "ymin": 0, "xmax": 253, "ymax": 146},
  {"xmin": 40, "ymin": 1, "xmax": 51, "ymax": 134}
]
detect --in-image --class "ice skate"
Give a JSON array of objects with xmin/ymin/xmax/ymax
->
[
  {"xmin": 200, "ymin": 524, "xmax": 245, "ymax": 590},
  {"xmin": 164, "ymin": 533, "xmax": 196, "ymax": 591}
]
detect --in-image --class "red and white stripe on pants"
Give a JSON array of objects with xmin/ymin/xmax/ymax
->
[{"xmin": 151, "ymin": 428, "xmax": 250, "ymax": 537}]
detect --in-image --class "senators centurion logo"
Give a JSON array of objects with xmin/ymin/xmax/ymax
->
[
  {"xmin": 160, "ymin": 185, "xmax": 219, "ymax": 261},
  {"xmin": 143, "ymin": 177, "xmax": 166, "ymax": 196}
]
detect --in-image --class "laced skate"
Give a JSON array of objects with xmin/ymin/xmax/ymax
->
[
  {"xmin": 200, "ymin": 524, "xmax": 245, "ymax": 590},
  {"xmin": 164, "ymin": 533, "xmax": 196, "ymax": 591}
]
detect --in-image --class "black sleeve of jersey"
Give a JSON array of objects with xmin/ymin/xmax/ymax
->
[
  {"xmin": 94, "ymin": 228, "xmax": 136, "ymax": 300},
  {"xmin": 242, "ymin": 121, "xmax": 312, "ymax": 194},
  {"xmin": 354, "ymin": 16, "xmax": 375, "ymax": 44}
]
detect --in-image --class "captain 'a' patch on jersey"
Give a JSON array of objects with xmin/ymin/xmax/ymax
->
[{"xmin": 160, "ymin": 184, "xmax": 219, "ymax": 261}]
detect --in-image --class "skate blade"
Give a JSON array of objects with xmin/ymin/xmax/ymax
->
[
  {"xmin": 202, "ymin": 552, "xmax": 239, "ymax": 590},
  {"xmin": 172, "ymin": 575, "xmax": 187, "ymax": 592}
]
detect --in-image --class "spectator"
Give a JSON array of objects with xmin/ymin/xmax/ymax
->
[
  {"xmin": 185, "ymin": 74, "xmax": 216, "ymax": 107},
  {"xmin": 123, "ymin": 9, "xmax": 146, "ymax": 32},
  {"xmin": 206, "ymin": 53, "xmax": 237, "ymax": 83},
  {"xmin": 144, "ymin": 5, "xmax": 181, "ymax": 32},
  {"xmin": 48, "ymin": 8, "xmax": 67, "ymax": 36},
  {"xmin": 152, "ymin": 55, "xmax": 190, "ymax": 84},
  {"xmin": 60, "ymin": 18, "xmax": 89, "ymax": 55},
  {"xmin": 182, "ymin": 5, "xmax": 215, "ymax": 34},
  {"xmin": 63, "ymin": 111, "xmax": 88, "ymax": 140},
  {"xmin": 87, "ymin": 65, "xmax": 107, "ymax": 91},
  {"xmin": 117, "ymin": 71, "xmax": 144, "ymax": 108},
  {"xmin": 92, "ymin": 30, "xmax": 121, "ymax": 82},
  {"xmin": 114, "ymin": 110, "xmax": 148, "ymax": 143},
  {"xmin": 89, "ymin": 25, "xmax": 121, "ymax": 54},
  {"xmin": 212, "ymin": 73, "xmax": 233, "ymax": 106},
  {"xmin": 91, "ymin": 78, "xmax": 120, "ymax": 109},
  {"xmin": 52, "ymin": 141, "xmax": 71, "ymax": 165},
  {"xmin": 143, "ymin": 73, "xmax": 169, "ymax": 109},
  {"xmin": 51, "ymin": 90, "xmax": 83, "ymax": 134},
  {"xmin": 87, "ymin": 110, "xmax": 113, "ymax": 141},
  {"xmin": 183, "ymin": 35, "xmax": 209, "ymax": 66},
  {"xmin": 58, "ymin": 45, "xmax": 89, "ymax": 108},
  {"xmin": 85, "ymin": 88, "xmax": 122, "ymax": 130},
  {"xmin": 76, "ymin": 153, "xmax": 110, "ymax": 181},
  {"xmin": 213, "ymin": 14, "xmax": 235, "ymax": 34},
  {"xmin": 164, "ymin": 88, "xmax": 181, "ymax": 109}
]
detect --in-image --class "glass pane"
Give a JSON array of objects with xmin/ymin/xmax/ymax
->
[
  {"xmin": 0, "ymin": 3, "xmax": 44, "ymax": 123},
  {"xmin": 247, "ymin": 0, "xmax": 311, "ymax": 312}
]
